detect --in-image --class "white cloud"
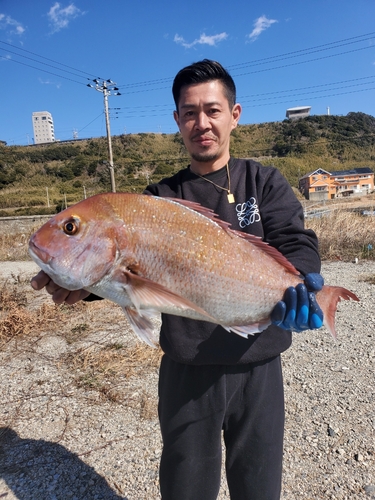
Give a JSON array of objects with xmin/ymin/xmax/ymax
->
[
  {"xmin": 48, "ymin": 2, "xmax": 85, "ymax": 33},
  {"xmin": 0, "ymin": 13, "xmax": 25, "ymax": 35},
  {"xmin": 38, "ymin": 77, "xmax": 61, "ymax": 89},
  {"xmin": 247, "ymin": 15, "xmax": 278, "ymax": 42},
  {"xmin": 174, "ymin": 32, "xmax": 228, "ymax": 49}
]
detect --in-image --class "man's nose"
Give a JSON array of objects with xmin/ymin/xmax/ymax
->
[{"xmin": 195, "ymin": 112, "xmax": 210, "ymax": 130}]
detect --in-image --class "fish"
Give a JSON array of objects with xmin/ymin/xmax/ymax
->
[{"xmin": 28, "ymin": 192, "xmax": 359, "ymax": 347}]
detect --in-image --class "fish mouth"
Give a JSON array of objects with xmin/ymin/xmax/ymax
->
[{"xmin": 28, "ymin": 240, "xmax": 52, "ymax": 265}]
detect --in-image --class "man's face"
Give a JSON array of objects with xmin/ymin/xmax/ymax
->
[{"xmin": 173, "ymin": 80, "xmax": 241, "ymax": 171}]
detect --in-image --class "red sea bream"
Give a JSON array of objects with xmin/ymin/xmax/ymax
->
[{"xmin": 28, "ymin": 193, "xmax": 359, "ymax": 347}]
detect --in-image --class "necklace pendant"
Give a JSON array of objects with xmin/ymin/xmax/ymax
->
[{"xmin": 227, "ymin": 193, "xmax": 235, "ymax": 204}]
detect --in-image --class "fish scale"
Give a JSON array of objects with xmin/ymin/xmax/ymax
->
[{"xmin": 28, "ymin": 192, "xmax": 359, "ymax": 347}]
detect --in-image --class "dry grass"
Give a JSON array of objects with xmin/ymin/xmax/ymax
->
[
  {"xmin": 360, "ymin": 274, "xmax": 375, "ymax": 285},
  {"xmin": 306, "ymin": 209, "xmax": 375, "ymax": 261},
  {"xmin": 70, "ymin": 342, "xmax": 162, "ymax": 411},
  {"xmin": 0, "ymin": 276, "xmax": 162, "ymax": 415},
  {"xmin": 0, "ymin": 232, "xmax": 33, "ymax": 261},
  {"xmin": 0, "ymin": 284, "xmax": 63, "ymax": 343},
  {"xmin": 70, "ymin": 342, "xmax": 162, "ymax": 380}
]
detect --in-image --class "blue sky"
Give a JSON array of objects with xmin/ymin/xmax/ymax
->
[{"xmin": 1, "ymin": 0, "xmax": 375, "ymax": 146}]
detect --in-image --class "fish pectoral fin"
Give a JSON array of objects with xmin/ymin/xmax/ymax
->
[
  {"xmin": 224, "ymin": 319, "xmax": 271, "ymax": 338},
  {"xmin": 123, "ymin": 306, "xmax": 159, "ymax": 348},
  {"xmin": 120, "ymin": 270, "xmax": 215, "ymax": 321}
]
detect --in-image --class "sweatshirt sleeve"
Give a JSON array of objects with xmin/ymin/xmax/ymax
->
[{"xmin": 258, "ymin": 167, "xmax": 321, "ymax": 277}]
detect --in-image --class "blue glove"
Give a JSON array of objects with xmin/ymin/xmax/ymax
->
[{"xmin": 271, "ymin": 273, "xmax": 324, "ymax": 332}]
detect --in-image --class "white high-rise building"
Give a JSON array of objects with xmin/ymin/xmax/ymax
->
[{"xmin": 32, "ymin": 111, "xmax": 55, "ymax": 144}]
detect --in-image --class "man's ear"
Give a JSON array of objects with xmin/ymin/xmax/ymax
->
[
  {"xmin": 231, "ymin": 103, "xmax": 242, "ymax": 130},
  {"xmin": 173, "ymin": 110, "xmax": 180, "ymax": 130}
]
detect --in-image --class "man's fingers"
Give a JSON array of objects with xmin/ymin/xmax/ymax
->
[
  {"xmin": 64, "ymin": 289, "xmax": 90, "ymax": 305},
  {"xmin": 270, "ymin": 301, "xmax": 286, "ymax": 325},
  {"xmin": 51, "ymin": 288, "xmax": 89, "ymax": 305},
  {"xmin": 308, "ymin": 293, "xmax": 324, "ymax": 329},
  {"xmin": 30, "ymin": 270, "xmax": 51, "ymax": 290},
  {"xmin": 295, "ymin": 284, "xmax": 309, "ymax": 329},
  {"xmin": 304, "ymin": 273, "xmax": 324, "ymax": 292},
  {"xmin": 282, "ymin": 287, "xmax": 297, "ymax": 329},
  {"xmin": 30, "ymin": 270, "xmax": 89, "ymax": 305},
  {"xmin": 45, "ymin": 280, "xmax": 62, "ymax": 296}
]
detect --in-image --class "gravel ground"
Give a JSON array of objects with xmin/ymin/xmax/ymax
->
[{"xmin": 0, "ymin": 260, "xmax": 374, "ymax": 499}]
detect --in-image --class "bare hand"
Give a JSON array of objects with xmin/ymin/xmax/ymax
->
[{"xmin": 30, "ymin": 270, "xmax": 90, "ymax": 305}]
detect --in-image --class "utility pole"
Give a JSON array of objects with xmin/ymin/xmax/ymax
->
[{"xmin": 87, "ymin": 78, "xmax": 121, "ymax": 193}]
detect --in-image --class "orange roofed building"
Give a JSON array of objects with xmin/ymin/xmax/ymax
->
[{"xmin": 299, "ymin": 167, "xmax": 374, "ymax": 201}]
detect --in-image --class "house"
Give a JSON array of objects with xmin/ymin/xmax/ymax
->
[{"xmin": 299, "ymin": 167, "xmax": 374, "ymax": 201}]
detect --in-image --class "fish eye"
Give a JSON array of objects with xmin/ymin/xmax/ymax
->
[{"xmin": 63, "ymin": 219, "xmax": 79, "ymax": 235}]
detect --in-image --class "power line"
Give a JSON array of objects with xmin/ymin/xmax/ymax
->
[
  {"xmin": 241, "ymin": 81, "xmax": 375, "ymax": 105},
  {"xmin": 117, "ymin": 45, "xmax": 375, "ymax": 95},
  {"xmin": 248, "ymin": 85, "xmax": 375, "ymax": 108},
  {"xmin": 0, "ymin": 51, "xmax": 88, "ymax": 86},
  {"xmin": 231, "ymin": 45, "xmax": 375, "ymax": 79},
  {"xmin": 3, "ymin": 30, "xmax": 371, "ymax": 92},
  {"xmin": 112, "ymin": 75, "xmax": 375, "ymax": 114},
  {"xmin": 228, "ymin": 32, "xmax": 375, "ymax": 70},
  {"xmin": 106, "ymin": 78, "xmax": 375, "ymax": 120},
  {"xmin": 117, "ymin": 31, "xmax": 375, "ymax": 90},
  {"xmin": 0, "ymin": 47, "xmax": 93, "ymax": 81},
  {"xmin": 0, "ymin": 39, "xmax": 100, "ymax": 80},
  {"xmin": 239, "ymin": 75, "xmax": 375, "ymax": 99},
  {"xmin": 77, "ymin": 112, "xmax": 104, "ymax": 133},
  {"xmin": 2, "ymin": 31, "xmax": 375, "ymax": 143}
]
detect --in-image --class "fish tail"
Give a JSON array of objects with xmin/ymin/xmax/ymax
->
[{"xmin": 317, "ymin": 285, "xmax": 359, "ymax": 339}]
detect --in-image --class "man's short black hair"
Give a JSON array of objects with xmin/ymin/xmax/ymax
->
[{"xmin": 172, "ymin": 59, "xmax": 236, "ymax": 112}]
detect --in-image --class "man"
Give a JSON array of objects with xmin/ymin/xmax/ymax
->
[{"xmin": 32, "ymin": 60, "xmax": 323, "ymax": 499}]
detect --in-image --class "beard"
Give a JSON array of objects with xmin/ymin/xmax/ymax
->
[{"xmin": 191, "ymin": 151, "xmax": 219, "ymax": 163}]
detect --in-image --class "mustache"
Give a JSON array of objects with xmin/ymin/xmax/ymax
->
[
  {"xmin": 191, "ymin": 133, "xmax": 217, "ymax": 141},
  {"xmin": 191, "ymin": 134, "xmax": 217, "ymax": 141}
]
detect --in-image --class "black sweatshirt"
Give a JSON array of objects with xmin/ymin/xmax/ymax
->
[{"xmin": 143, "ymin": 158, "xmax": 321, "ymax": 365}]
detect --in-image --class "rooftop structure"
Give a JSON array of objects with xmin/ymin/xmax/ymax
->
[{"xmin": 286, "ymin": 106, "xmax": 311, "ymax": 120}]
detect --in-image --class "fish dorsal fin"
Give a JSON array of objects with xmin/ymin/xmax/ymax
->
[
  {"xmin": 166, "ymin": 197, "xmax": 300, "ymax": 277},
  {"xmin": 229, "ymin": 230, "xmax": 301, "ymax": 276}
]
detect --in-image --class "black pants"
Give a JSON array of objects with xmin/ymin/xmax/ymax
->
[{"xmin": 158, "ymin": 355, "xmax": 284, "ymax": 500}]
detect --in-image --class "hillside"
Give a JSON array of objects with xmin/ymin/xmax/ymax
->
[{"xmin": 1, "ymin": 112, "xmax": 375, "ymax": 216}]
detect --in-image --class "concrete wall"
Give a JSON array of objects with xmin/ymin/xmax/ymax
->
[{"xmin": 0, "ymin": 215, "xmax": 53, "ymax": 235}]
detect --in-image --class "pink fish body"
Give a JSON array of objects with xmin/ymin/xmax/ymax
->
[{"xmin": 28, "ymin": 193, "xmax": 359, "ymax": 347}]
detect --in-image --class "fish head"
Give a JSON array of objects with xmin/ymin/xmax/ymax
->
[{"xmin": 29, "ymin": 197, "xmax": 121, "ymax": 290}]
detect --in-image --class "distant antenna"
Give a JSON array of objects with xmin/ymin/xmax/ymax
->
[
  {"xmin": 73, "ymin": 129, "xmax": 78, "ymax": 140},
  {"xmin": 327, "ymin": 106, "xmax": 330, "ymax": 116}
]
